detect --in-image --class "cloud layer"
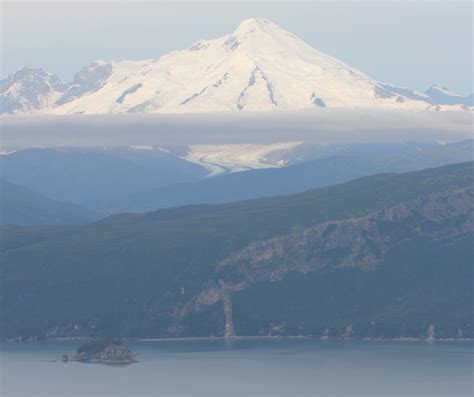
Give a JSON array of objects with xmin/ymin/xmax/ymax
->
[{"xmin": 1, "ymin": 110, "xmax": 472, "ymax": 150}]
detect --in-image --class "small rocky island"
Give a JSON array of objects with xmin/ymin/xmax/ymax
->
[{"xmin": 71, "ymin": 339, "xmax": 137, "ymax": 364}]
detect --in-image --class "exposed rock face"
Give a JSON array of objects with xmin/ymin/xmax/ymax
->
[
  {"xmin": 0, "ymin": 67, "xmax": 65, "ymax": 113},
  {"xmin": 0, "ymin": 62, "xmax": 113, "ymax": 114},
  {"xmin": 216, "ymin": 187, "xmax": 473, "ymax": 281},
  {"xmin": 426, "ymin": 324, "xmax": 436, "ymax": 342},
  {"xmin": 181, "ymin": 187, "xmax": 473, "ymax": 335},
  {"xmin": 180, "ymin": 280, "xmax": 246, "ymax": 318},
  {"xmin": 425, "ymin": 85, "xmax": 473, "ymax": 106},
  {"xmin": 222, "ymin": 292, "xmax": 235, "ymax": 338},
  {"xmin": 0, "ymin": 163, "xmax": 471, "ymax": 340},
  {"xmin": 56, "ymin": 62, "xmax": 113, "ymax": 106}
]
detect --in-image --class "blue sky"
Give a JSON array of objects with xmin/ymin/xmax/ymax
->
[{"xmin": 1, "ymin": 1, "xmax": 472, "ymax": 94}]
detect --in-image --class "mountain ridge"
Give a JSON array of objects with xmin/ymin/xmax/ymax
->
[
  {"xmin": 88, "ymin": 140, "xmax": 474, "ymax": 214},
  {"xmin": 0, "ymin": 162, "xmax": 472, "ymax": 339},
  {"xmin": 1, "ymin": 18, "xmax": 472, "ymax": 115}
]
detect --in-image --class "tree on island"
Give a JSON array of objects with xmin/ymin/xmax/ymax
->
[{"xmin": 74, "ymin": 339, "xmax": 137, "ymax": 363}]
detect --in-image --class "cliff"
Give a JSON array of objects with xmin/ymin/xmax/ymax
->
[{"xmin": 0, "ymin": 162, "xmax": 472, "ymax": 340}]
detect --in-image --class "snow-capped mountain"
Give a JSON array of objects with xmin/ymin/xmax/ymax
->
[
  {"xmin": 1, "ymin": 18, "xmax": 471, "ymax": 115},
  {"xmin": 0, "ymin": 67, "xmax": 65, "ymax": 114},
  {"xmin": 424, "ymin": 85, "xmax": 473, "ymax": 107}
]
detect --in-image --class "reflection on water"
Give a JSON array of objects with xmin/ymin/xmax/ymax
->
[{"xmin": 0, "ymin": 339, "xmax": 472, "ymax": 396}]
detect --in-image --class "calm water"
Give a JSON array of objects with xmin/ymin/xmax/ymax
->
[{"xmin": 0, "ymin": 339, "xmax": 472, "ymax": 396}]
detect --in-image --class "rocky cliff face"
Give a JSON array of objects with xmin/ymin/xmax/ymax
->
[
  {"xmin": 179, "ymin": 187, "xmax": 473, "ymax": 338},
  {"xmin": 217, "ymin": 187, "xmax": 473, "ymax": 278},
  {"xmin": 1, "ymin": 163, "xmax": 472, "ymax": 340}
]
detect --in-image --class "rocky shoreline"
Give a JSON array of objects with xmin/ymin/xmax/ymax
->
[{"xmin": 1, "ymin": 335, "xmax": 472, "ymax": 343}]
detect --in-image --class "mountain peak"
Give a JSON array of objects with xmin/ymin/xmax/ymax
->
[
  {"xmin": 1, "ymin": 19, "xmax": 471, "ymax": 115},
  {"xmin": 426, "ymin": 84, "xmax": 458, "ymax": 97},
  {"xmin": 0, "ymin": 66, "xmax": 64, "ymax": 114},
  {"xmin": 425, "ymin": 84, "xmax": 473, "ymax": 107},
  {"xmin": 234, "ymin": 18, "xmax": 280, "ymax": 36},
  {"xmin": 12, "ymin": 66, "xmax": 50, "ymax": 79}
]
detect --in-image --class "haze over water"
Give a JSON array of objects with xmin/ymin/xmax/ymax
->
[{"xmin": 1, "ymin": 339, "xmax": 472, "ymax": 396}]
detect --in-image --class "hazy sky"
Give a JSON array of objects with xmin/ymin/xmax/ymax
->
[{"xmin": 1, "ymin": 1, "xmax": 473, "ymax": 94}]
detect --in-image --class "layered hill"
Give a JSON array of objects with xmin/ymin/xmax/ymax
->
[
  {"xmin": 0, "ymin": 162, "xmax": 472, "ymax": 339},
  {"xmin": 1, "ymin": 19, "xmax": 471, "ymax": 114},
  {"xmin": 89, "ymin": 140, "xmax": 474, "ymax": 213},
  {"xmin": 1, "ymin": 141, "xmax": 471, "ymax": 218}
]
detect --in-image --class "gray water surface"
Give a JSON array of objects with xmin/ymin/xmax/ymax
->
[{"xmin": 0, "ymin": 339, "xmax": 472, "ymax": 396}]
